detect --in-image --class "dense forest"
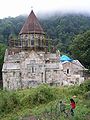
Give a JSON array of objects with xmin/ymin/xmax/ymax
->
[
  {"xmin": 1, "ymin": 14, "xmax": 90, "ymax": 46},
  {"xmin": 0, "ymin": 14, "xmax": 90, "ymax": 79}
]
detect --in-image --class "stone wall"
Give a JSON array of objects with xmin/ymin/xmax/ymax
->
[{"xmin": 2, "ymin": 50, "xmax": 85, "ymax": 90}]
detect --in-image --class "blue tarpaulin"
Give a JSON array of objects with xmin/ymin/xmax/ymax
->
[{"xmin": 60, "ymin": 55, "xmax": 73, "ymax": 62}]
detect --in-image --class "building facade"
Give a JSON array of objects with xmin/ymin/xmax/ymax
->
[{"xmin": 2, "ymin": 10, "xmax": 85, "ymax": 90}]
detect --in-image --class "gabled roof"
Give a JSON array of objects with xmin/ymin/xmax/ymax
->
[
  {"xmin": 19, "ymin": 10, "xmax": 44, "ymax": 35},
  {"xmin": 72, "ymin": 60, "xmax": 85, "ymax": 69}
]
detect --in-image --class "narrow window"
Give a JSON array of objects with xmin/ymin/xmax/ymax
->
[
  {"xmin": 67, "ymin": 69, "xmax": 69, "ymax": 74},
  {"xmin": 19, "ymin": 72, "xmax": 21, "ymax": 77},
  {"xmin": 38, "ymin": 39, "xmax": 40, "ymax": 46},
  {"xmin": 41, "ymin": 72, "xmax": 43, "ymax": 83},
  {"xmin": 13, "ymin": 72, "xmax": 15, "ymax": 76},
  {"xmin": 32, "ymin": 67, "xmax": 35, "ymax": 73}
]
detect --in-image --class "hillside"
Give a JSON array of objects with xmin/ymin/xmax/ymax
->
[
  {"xmin": 0, "ymin": 80, "xmax": 90, "ymax": 120},
  {"xmin": 0, "ymin": 14, "xmax": 90, "ymax": 46}
]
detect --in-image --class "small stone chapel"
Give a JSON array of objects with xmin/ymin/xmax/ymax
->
[{"xmin": 2, "ymin": 10, "xmax": 85, "ymax": 90}]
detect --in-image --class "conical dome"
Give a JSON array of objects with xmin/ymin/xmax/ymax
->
[{"xmin": 19, "ymin": 10, "xmax": 45, "ymax": 35}]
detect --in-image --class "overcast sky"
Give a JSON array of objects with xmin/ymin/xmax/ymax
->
[{"xmin": 0, "ymin": 0, "xmax": 90, "ymax": 18}]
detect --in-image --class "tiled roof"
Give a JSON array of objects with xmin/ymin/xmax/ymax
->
[{"xmin": 19, "ymin": 10, "xmax": 44, "ymax": 35}]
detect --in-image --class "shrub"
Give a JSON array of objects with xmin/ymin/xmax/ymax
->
[
  {"xmin": 21, "ymin": 84, "xmax": 57, "ymax": 107},
  {"xmin": 34, "ymin": 84, "xmax": 56, "ymax": 104},
  {"xmin": 8, "ymin": 115, "xmax": 19, "ymax": 120},
  {"xmin": 79, "ymin": 80, "xmax": 90, "ymax": 92},
  {"xmin": 0, "ymin": 91, "xmax": 20, "ymax": 114},
  {"xmin": 84, "ymin": 91, "xmax": 90, "ymax": 100}
]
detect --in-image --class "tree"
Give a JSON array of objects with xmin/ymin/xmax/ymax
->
[
  {"xmin": 70, "ymin": 30, "xmax": 90, "ymax": 70},
  {"xmin": 0, "ymin": 44, "xmax": 7, "ymax": 65},
  {"xmin": 0, "ymin": 43, "xmax": 7, "ymax": 81}
]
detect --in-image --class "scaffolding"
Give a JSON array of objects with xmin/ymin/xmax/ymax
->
[{"xmin": 8, "ymin": 35, "xmax": 50, "ymax": 52}]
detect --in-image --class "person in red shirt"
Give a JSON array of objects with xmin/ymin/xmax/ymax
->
[{"xmin": 70, "ymin": 98, "xmax": 76, "ymax": 116}]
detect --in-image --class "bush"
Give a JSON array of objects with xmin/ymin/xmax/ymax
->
[
  {"xmin": 35, "ymin": 84, "xmax": 56, "ymax": 104},
  {"xmin": 79, "ymin": 80, "xmax": 90, "ymax": 93},
  {"xmin": 68, "ymin": 80, "xmax": 90, "ymax": 96},
  {"xmin": 0, "ymin": 91, "xmax": 20, "ymax": 114},
  {"xmin": 8, "ymin": 115, "xmax": 19, "ymax": 120},
  {"xmin": 21, "ymin": 84, "xmax": 57, "ymax": 107},
  {"xmin": 84, "ymin": 91, "xmax": 90, "ymax": 100}
]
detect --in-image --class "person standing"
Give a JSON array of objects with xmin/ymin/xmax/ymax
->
[
  {"xmin": 60, "ymin": 101, "xmax": 68, "ymax": 116},
  {"xmin": 70, "ymin": 98, "xmax": 76, "ymax": 116}
]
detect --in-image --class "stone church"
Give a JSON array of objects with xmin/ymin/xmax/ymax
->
[{"xmin": 2, "ymin": 10, "xmax": 85, "ymax": 90}]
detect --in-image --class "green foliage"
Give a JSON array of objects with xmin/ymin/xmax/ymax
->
[
  {"xmin": 21, "ymin": 84, "xmax": 57, "ymax": 107},
  {"xmin": 70, "ymin": 30, "xmax": 90, "ymax": 69},
  {"xmin": 79, "ymin": 80, "xmax": 90, "ymax": 92},
  {"xmin": 0, "ymin": 16, "xmax": 26, "ymax": 44},
  {"xmin": 0, "ymin": 43, "xmax": 6, "ymax": 71},
  {"xmin": 0, "ymin": 80, "xmax": 90, "ymax": 120},
  {"xmin": 0, "ymin": 91, "xmax": 20, "ymax": 114},
  {"xmin": 84, "ymin": 91, "xmax": 90, "ymax": 100},
  {"xmin": 7, "ymin": 115, "xmax": 19, "ymax": 120},
  {"xmin": 68, "ymin": 80, "xmax": 90, "ymax": 96},
  {"xmin": 0, "ymin": 43, "xmax": 7, "ymax": 83},
  {"xmin": 0, "ymin": 43, "xmax": 7, "ymax": 66},
  {"xmin": 1, "ymin": 14, "xmax": 90, "ymax": 47},
  {"xmin": 41, "ymin": 15, "xmax": 90, "ymax": 54}
]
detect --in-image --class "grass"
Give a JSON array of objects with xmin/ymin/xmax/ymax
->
[{"xmin": 0, "ymin": 80, "xmax": 90, "ymax": 120}]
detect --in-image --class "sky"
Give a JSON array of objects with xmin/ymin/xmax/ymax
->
[{"xmin": 0, "ymin": 0, "xmax": 90, "ymax": 18}]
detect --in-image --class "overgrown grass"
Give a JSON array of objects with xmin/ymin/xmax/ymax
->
[{"xmin": 0, "ymin": 80, "xmax": 90, "ymax": 120}]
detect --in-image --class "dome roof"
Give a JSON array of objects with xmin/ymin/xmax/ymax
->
[{"xmin": 60, "ymin": 55, "xmax": 73, "ymax": 62}]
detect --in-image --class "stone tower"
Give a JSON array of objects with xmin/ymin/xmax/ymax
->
[
  {"xmin": 19, "ymin": 10, "xmax": 46, "ymax": 51},
  {"xmin": 9, "ymin": 10, "xmax": 47, "ymax": 52}
]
